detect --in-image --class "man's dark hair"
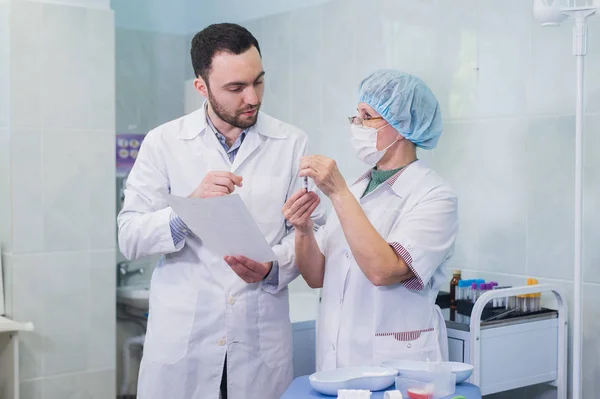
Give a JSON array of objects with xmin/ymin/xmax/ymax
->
[{"xmin": 190, "ymin": 23, "xmax": 261, "ymax": 85}]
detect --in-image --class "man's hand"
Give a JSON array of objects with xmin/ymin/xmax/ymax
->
[
  {"xmin": 224, "ymin": 256, "xmax": 273, "ymax": 283},
  {"xmin": 188, "ymin": 171, "xmax": 243, "ymax": 198}
]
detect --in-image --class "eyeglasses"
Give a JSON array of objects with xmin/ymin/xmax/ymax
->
[{"xmin": 348, "ymin": 115, "xmax": 384, "ymax": 126}]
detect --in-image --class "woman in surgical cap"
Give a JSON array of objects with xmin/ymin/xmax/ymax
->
[{"xmin": 282, "ymin": 70, "xmax": 458, "ymax": 371}]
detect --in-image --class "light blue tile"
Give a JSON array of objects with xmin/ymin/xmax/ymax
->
[{"xmin": 526, "ymin": 116, "xmax": 575, "ymax": 280}]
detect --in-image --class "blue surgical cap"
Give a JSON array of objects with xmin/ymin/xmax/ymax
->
[{"xmin": 358, "ymin": 70, "xmax": 442, "ymax": 150}]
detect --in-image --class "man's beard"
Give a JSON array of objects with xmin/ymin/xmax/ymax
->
[{"xmin": 208, "ymin": 89, "xmax": 260, "ymax": 129}]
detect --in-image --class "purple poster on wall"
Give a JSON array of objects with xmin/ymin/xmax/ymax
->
[{"xmin": 116, "ymin": 133, "xmax": 145, "ymax": 177}]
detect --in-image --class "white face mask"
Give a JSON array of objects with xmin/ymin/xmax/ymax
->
[{"xmin": 350, "ymin": 123, "xmax": 397, "ymax": 166}]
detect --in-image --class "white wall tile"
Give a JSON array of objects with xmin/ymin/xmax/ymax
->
[
  {"xmin": 87, "ymin": 8, "xmax": 115, "ymax": 131},
  {"xmin": 89, "ymin": 250, "xmax": 116, "ymax": 371},
  {"xmin": 528, "ymin": 21, "xmax": 575, "ymax": 115},
  {"xmin": 43, "ymin": 369, "xmax": 115, "ymax": 399},
  {"xmin": 260, "ymin": 13, "xmax": 293, "ymax": 123},
  {"xmin": 43, "ymin": 251, "xmax": 91, "ymax": 376},
  {"xmin": 320, "ymin": 0, "xmax": 357, "ymax": 125},
  {"xmin": 526, "ymin": 116, "xmax": 575, "ymax": 280},
  {"xmin": 42, "ymin": 130, "xmax": 90, "ymax": 252},
  {"xmin": 115, "ymin": 28, "xmax": 153, "ymax": 133},
  {"xmin": 11, "ymin": 254, "xmax": 49, "ymax": 380},
  {"xmin": 151, "ymin": 31, "xmax": 188, "ymax": 128},
  {"xmin": 241, "ymin": 20, "xmax": 263, "ymax": 44},
  {"xmin": 583, "ymin": 114, "xmax": 600, "ymax": 284},
  {"xmin": 11, "ymin": 129, "xmax": 44, "ymax": 254},
  {"xmin": 9, "ymin": 1, "xmax": 42, "ymax": 129},
  {"xmin": 88, "ymin": 131, "xmax": 116, "ymax": 250},
  {"xmin": 423, "ymin": 0, "xmax": 479, "ymax": 121},
  {"xmin": 472, "ymin": 0, "xmax": 530, "ymax": 119},
  {"xmin": 41, "ymin": 4, "xmax": 89, "ymax": 130},
  {"xmin": 585, "ymin": 17, "xmax": 600, "ymax": 114},
  {"xmin": 0, "ymin": 1, "xmax": 9, "ymax": 129},
  {"xmin": 115, "ymin": 28, "xmax": 186, "ymax": 134},
  {"xmin": 17, "ymin": 0, "xmax": 111, "ymax": 9},
  {"xmin": 476, "ymin": 119, "xmax": 528, "ymax": 274},
  {"xmin": 289, "ymin": 5, "xmax": 323, "ymax": 136},
  {"xmin": 0, "ymin": 134, "xmax": 10, "ymax": 251},
  {"xmin": 429, "ymin": 121, "xmax": 479, "ymax": 270},
  {"xmin": 20, "ymin": 379, "xmax": 44, "ymax": 399},
  {"xmin": 355, "ymin": 0, "xmax": 387, "ymax": 79}
]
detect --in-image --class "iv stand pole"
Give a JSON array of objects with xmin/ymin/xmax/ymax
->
[{"xmin": 560, "ymin": 6, "xmax": 596, "ymax": 399}]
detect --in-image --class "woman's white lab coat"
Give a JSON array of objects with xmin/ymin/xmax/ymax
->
[
  {"xmin": 118, "ymin": 106, "xmax": 325, "ymax": 399},
  {"xmin": 315, "ymin": 160, "xmax": 458, "ymax": 371}
]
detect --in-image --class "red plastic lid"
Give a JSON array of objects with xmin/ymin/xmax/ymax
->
[{"xmin": 407, "ymin": 387, "xmax": 434, "ymax": 399}]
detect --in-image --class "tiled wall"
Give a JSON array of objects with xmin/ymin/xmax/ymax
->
[
  {"xmin": 0, "ymin": 0, "xmax": 10, "ymax": 252},
  {"xmin": 114, "ymin": 26, "xmax": 190, "ymax": 279},
  {"xmin": 238, "ymin": 0, "xmax": 600, "ymax": 397},
  {"xmin": 113, "ymin": 26, "xmax": 191, "ymax": 395},
  {"xmin": 1, "ymin": 1, "xmax": 116, "ymax": 397}
]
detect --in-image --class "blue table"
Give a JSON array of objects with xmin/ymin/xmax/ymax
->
[{"xmin": 281, "ymin": 376, "xmax": 482, "ymax": 399}]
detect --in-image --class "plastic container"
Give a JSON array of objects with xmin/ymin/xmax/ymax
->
[
  {"xmin": 393, "ymin": 363, "xmax": 456, "ymax": 399},
  {"xmin": 450, "ymin": 270, "xmax": 462, "ymax": 310},
  {"xmin": 395, "ymin": 377, "xmax": 434, "ymax": 399}
]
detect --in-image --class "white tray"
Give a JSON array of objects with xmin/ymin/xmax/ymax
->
[
  {"xmin": 381, "ymin": 359, "xmax": 473, "ymax": 384},
  {"xmin": 309, "ymin": 366, "xmax": 398, "ymax": 396}
]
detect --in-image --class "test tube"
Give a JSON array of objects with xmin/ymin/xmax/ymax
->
[
  {"xmin": 492, "ymin": 283, "xmax": 504, "ymax": 308},
  {"xmin": 302, "ymin": 176, "xmax": 309, "ymax": 190},
  {"xmin": 481, "ymin": 283, "xmax": 492, "ymax": 307},
  {"xmin": 471, "ymin": 282, "xmax": 479, "ymax": 304},
  {"xmin": 492, "ymin": 282, "xmax": 500, "ymax": 307},
  {"xmin": 457, "ymin": 283, "xmax": 462, "ymax": 323},
  {"xmin": 492, "ymin": 285, "xmax": 499, "ymax": 308}
]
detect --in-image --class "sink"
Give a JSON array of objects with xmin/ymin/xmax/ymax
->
[{"xmin": 117, "ymin": 282, "xmax": 150, "ymax": 310}]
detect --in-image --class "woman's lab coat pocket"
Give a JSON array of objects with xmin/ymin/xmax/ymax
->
[
  {"xmin": 144, "ymin": 285, "xmax": 198, "ymax": 365},
  {"xmin": 258, "ymin": 290, "xmax": 293, "ymax": 369},
  {"xmin": 372, "ymin": 328, "xmax": 440, "ymax": 364}
]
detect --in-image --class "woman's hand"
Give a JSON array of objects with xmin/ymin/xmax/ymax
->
[
  {"xmin": 282, "ymin": 189, "xmax": 321, "ymax": 236},
  {"xmin": 299, "ymin": 155, "xmax": 349, "ymax": 200}
]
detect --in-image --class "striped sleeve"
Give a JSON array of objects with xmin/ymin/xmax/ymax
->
[
  {"xmin": 169, "ymin": 211, "xmax": 190, "ymax": 246},
  {"xmin": 263, "ymin": 261, "xmax": 279, "ymax": 286},
  {"xmin": 389, "ymin": 241, "xmax": 424, "ymax": 291}
]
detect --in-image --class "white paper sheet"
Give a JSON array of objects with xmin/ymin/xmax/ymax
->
[{"xmin": 167, "ymin": 194, "xmax": 277, "ymax": 263}]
